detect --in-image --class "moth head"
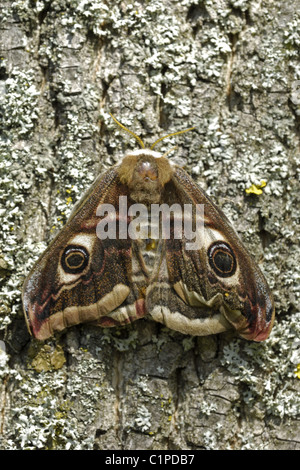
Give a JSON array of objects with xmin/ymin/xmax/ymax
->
[
  {"xmin": 110, "ymin": 113, "xmax": 195, "ymax": 203},
  {"xmin": 118, "ymin": 150, "xmax": 173, "ymax": 202}
]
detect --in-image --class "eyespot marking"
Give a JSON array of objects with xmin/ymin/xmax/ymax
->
[
  {"xmin": 208, "ymin": 241, "xmax": 237, "ymax": 278},
  {"xmin": 61, "ymin": 245, "xmax": 89, "ymax": 274}
]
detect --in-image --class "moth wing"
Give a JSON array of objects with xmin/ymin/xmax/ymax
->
[
  {"xmin": 147, "ymin": 166, "xmax": 275, "ymax": 341},
  {"xmin": 22, "ymin": 167, "xmax": 141, "ymax": 340}
]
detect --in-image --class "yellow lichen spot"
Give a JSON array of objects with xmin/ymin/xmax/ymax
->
[
  {"xmin": 245, "ymin": 180, "xmax": 267, "ymax": 195},
  {"xmin": 224, "ymin": 292, "xmax": 229, "ymax": 297},
  {"xmin": 55, "ymin": 411, "xmax": 66, "ymax": 420},
  {"xmin": 29, "ymin": 343, "xmax": 66, "ymax": 372},
  {"xmin": 66, "ymin": 196, "xmax": 73, "ymax": 205},
  {"xmin": 294, "ymin": 364, "xmax": 300, "ymax": 379},
  {"xmin": 168, "ymin": 415, "xmax": 172, "ymax": 421},
  {"xmin": 54, "ymin": 400, "xmax": 73, "ymax": 422}
]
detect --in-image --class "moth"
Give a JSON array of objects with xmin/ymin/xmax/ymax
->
[{"xmin": 22, "ymin": 115, "xmax": 275, "ymax": 341}]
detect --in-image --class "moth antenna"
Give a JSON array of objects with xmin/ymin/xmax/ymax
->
[
  {"xmin": 150, "ymin": 127, "xmax": 195, "ymax": 150},
  {"xmin": 161, "ymin": 145, "xmax": 178, "ymax": 158},
  {"xmin": 109, "ymin": 113, "xmax": 145, "ymax": 149}
]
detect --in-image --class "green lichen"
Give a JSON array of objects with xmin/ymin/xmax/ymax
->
[
  {"xmin": 1, "ymin": 69, "xmax": 39, "ymax": 138},
  {"xmin": 28, "ymin": 342, "xmax": 67, "ymax": 372},
  {"xmin": 221, "ymin": 311, "xmax": 300, "ymax": 419},
  {"xmin": 4, "ymin": 345, "xmax": 113, "ymax": 449},
  {"xmin": 12, "ymin": 385, "xmax": 81, "ymax": 449},
  {"xmin": 100, "ymin": 326, "xmax": 139, "ymax": 352},
  {"xmin": 0, "ymin": 69, "xmax": 45, "ymax": 332}
]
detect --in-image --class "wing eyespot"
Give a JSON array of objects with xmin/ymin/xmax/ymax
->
[
  {"xmin": 208, "ymin": 241, "xmax": 237, "ymax": 278},
  {"xmin": 61, "ymin": 245, "xmax": 89, "ymax": 274}
]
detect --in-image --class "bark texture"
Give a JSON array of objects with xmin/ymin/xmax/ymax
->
[{"xmin": 0, "ymin": 0, "xmax": 299, "ymax": 450}]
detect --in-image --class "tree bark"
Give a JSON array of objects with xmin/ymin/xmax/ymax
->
[{"xmin": 0, "ymin": 0, "xmax": 299, "ymax": 450}]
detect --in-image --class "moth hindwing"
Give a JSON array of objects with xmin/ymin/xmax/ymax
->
[{"xmin": 23, "ymin": 139, "xmax": 275, "ymax": 341}]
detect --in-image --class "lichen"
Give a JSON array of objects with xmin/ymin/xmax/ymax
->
[
  {"xmin": 0, "ymin": 45, "xmax": 48, "ymax": 336},
  {"xmin": 0, "ymin": 0, "xmax": 299, "ymax": 450},
  {"xmin": 221, "ymin": 311, "xmax": 300, "ymax": 419},
  {"xmin": 100, "ymin": 326, "xmax": 139, "ymax": 352},
  {"xmin": 3, "ymin": 345, "xmax": 114, "ymax": 449},
  {"xmin": 1, "ymin": 70, "xmax": 39, "ymax": 138},
  {"xmin": 294, "ymin": 364, "xmax": 300, "ymax": 379},
  {"xmin": 134, "ymin": 404, "xmax": 152, "ymax": 433},
  {"xmin": 28, "ymin": 343, "xmax": 67, "ymax": 373},
  {"xmin": 245, "ymin": 180, "xmax": 267, "ymax": 195},
  {"xmin": 7, "ymin": 370, "xmax": 78, "ymax": 449}
]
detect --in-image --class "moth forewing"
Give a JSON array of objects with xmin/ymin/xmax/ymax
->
[{"xmin": 167, "ymin": 166, "xmax": 275, "ymax": 341}]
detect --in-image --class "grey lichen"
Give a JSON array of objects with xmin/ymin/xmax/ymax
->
[
  {"xmin": 221, "ymin": 312, "xmax": 300, "ymax": 419},
  {"xmin": 134, "ymin": 404, "xmax": 152, "ymax": 433},
  {"xmin": 1, "ymin": 70, "xmax": 39, "ymax": 137},
  {"xmin": 28, "ymin": 342, "xmax": 67, "ymax": 373}
]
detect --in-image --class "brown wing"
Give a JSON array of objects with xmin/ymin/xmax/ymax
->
[
  {"xmin": 146, "ymin": 166, "xmax": 275, "ymax": 342},
  {"xmin": 22, "ymin": 167, "xmax": 145, "ymax": 340}
]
